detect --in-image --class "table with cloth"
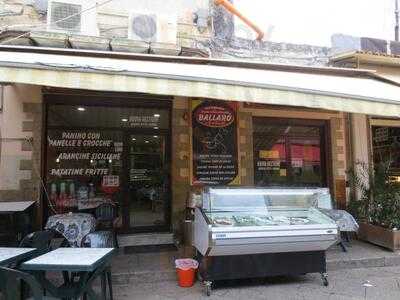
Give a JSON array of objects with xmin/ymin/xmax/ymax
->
[
  {"xmin": 45, "ymin": 213, "xmax": 97, "ymax": 247},
  {"xmin": 319, "ymin": 208, "xmax": 359, "ymax": 232},
  {"xmin": 319, "ymin": 208, "xmax": 359, "ymax": 252}
]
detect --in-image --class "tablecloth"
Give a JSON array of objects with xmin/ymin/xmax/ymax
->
[
  {"xmin": 45, "ymin": 213, "xmax": 97, "ymax": 247},
  {"xmin": 319, "ymin": 208, "xmax": 359, "ymax": 232}
]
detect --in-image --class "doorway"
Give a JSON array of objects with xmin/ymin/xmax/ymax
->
[
  {"xmin": 125, "ymin": 133, "xmax": 170, "ymax": 232},
  {"xmin": 44, "ymin": 96, "xmax": 172, "ymax": 234}
]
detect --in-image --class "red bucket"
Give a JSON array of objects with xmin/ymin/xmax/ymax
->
[{"xmin": 175, "ymin": 259, "xmax": 199, "ymax": 288}]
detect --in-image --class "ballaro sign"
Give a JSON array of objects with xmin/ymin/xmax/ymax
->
[
  {"xmin": 191, "ymin": 100, "xmax": 239, "ymax": 185},
  {"xmin": 194, "ymin": 105, "xmax": 235, "ymax": 128}
]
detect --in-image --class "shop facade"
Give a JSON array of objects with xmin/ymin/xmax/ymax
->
[
  {"xmin": 331, "ymin": 51, "xmax": 400, "ymax": 184},
  {"xmin": 1, "ymin": 47, "xmax": 400, "ymax": 244},
  {"xmin": 0, "ymin": 85, "xmax": 348, "ymax": 240}
]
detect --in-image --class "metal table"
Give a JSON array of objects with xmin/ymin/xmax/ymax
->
[
  {"xmin": 21, "ymin": 248, "xmax": 115, "ymax": 299},
  {"xmin": 0, "ymin": 201, "xmax": 35, "ymax": 213},
  {"xmin": 0, "ymin": 201, "xmax": 35, "ymax": 244},
  {"xmin": 45, "ymin": 213, "xmax": 97, "ymax": 247},
  {"xmin": 0, "ymin": 247, "xmax": 37, "ymax": 299},
  {"xmin": 0, "ymin": 247, "xmax": 36, "ymax": 266}
]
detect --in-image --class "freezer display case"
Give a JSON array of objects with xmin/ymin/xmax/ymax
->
[{"xmin": 193, "ymin": 188, "xmax": 338, "ymax": 296}]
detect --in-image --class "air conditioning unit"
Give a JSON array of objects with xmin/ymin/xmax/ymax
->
[
  {"xmin": 47, "ymin": 0, "xmax": 99, "ymax": 36},
  {"xmin": 128, "ymin": 12, "xmax": 177, "ymax": 45}
]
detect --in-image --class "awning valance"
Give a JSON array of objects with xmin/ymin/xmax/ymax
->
[{"xmin": 0, "ymin": 48, "xmax": 400, "ymax": 117}]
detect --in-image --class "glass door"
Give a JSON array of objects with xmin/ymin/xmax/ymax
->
[{"xmin": 126, "ymin": 133, "xmax": 170, "ymax": 231}]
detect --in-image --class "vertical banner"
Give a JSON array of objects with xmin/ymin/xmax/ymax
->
[{"xmin": 191, "ymin": 100, "xmax": 239, "ymax": 185}]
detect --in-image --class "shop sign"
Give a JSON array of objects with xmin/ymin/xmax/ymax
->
[
  {"xmin": 191, "ymin": 100, "xmax": 239, "ymax": 185},
  {"xmin": 127, "ymin": 115, "xmax": 160, "ymax": 128},
  {"xmin": 259, "ymin": 150, "xmax": 279, "ymax": 159},
  {"xmin": 47, "ymin": 131, "xmax": 121, "ymax": 180}
]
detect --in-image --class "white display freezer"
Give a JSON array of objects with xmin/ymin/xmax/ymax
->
[{"xmin": 193, "ymin": 187, "xmax": 339, "ymax": 296}]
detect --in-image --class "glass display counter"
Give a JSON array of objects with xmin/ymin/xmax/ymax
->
[{"xmin": 193, "ymin": 188, "xmax": 338, "ymax": 296}]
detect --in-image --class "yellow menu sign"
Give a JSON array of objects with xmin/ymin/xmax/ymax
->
[{"xmin": 259, "ymin": 150, "xmax": 279, "ymax": 159}]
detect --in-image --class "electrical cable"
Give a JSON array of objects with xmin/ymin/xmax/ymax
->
[{"xmin": 0, "ymin": 0, "xmax": 116, "ymax": 45}]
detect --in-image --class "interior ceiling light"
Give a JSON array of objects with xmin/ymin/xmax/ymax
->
[{"xmin": 77, "ymin": 107, "xmax": 86, "ymax": 111}]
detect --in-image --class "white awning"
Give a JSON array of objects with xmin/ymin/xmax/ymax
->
[{"xmin": 0, "ymin": 48, "xmax": 400, "ymax": 117}]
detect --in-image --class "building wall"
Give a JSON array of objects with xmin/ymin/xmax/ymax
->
[
  {"xmin": 170, "ymin": 99, "xmax": 348, "ymax": 232},
  {"xmin": 0, "ymin": 0, "xmax": 333, "ymax": 66},
  {"xmin": 171, "ymin": 96, "xmax": 191, "ymax": 235},
  {"xmin": 239, "ymin": 104, "xmax": 347, "ymax": 206},
  {"xmin": 0, "ymin": 0, "xmax": 211, "ymax": 51},
  {"xmin": 0, "ymin": 86, "xmax": 348, "ymax": 235},
  {"xmin": 0, "ymin": 84, "xmax": 43, "ymax": 205},
  {"xmin": 360, "ymin": 63, "xmax": 400, "ymax": 84}
]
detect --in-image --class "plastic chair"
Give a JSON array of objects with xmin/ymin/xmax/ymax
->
[
  {"xmin": 19, "ymin": 230, "xmax": 55, "ymax": 254},
  {"xmin": 0, "ymin": 266, "xmax": 60, "ymax": 300},
  {"xmin": 94, "ymin": 203, "xmax": 119, "ymax": 248},
  {"xmin": 81, "ymin": 231, "xmax": 115, "ymax": 248},
  {"xmin": 81, "ymin": 231, "xmax": 114, "ymax": 300}
]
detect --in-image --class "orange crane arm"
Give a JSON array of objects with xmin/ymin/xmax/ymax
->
[{"xmin": 214, "ymin": 0, "xmax": 264, "ymax": 40}]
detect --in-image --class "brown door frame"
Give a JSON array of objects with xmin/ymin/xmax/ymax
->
[
  {"xmin": 42, "ymin": 92, "xmax": 173, "ymax": 233},
  {"xmin": 122, "ymin": 130, "xmax": 171, "ymax": 233}
]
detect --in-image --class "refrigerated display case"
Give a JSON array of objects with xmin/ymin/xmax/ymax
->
[{"xmin": 193, "ymin": 187, "xmax": 338, "ymax": 296}]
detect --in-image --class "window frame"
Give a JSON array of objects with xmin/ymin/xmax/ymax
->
[{"xmin": 252, "ymin": 117, "xmax": 329, "ymax": 188}]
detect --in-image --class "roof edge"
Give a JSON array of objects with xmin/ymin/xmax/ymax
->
[{"xmin": 0, "ymin": 45, "xmax": 380, "ymax": 79}]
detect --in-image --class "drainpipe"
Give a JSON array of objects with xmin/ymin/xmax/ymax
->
[{"xmin": 214, "ymin": 0, "xmax": 265, "ymax": 40}]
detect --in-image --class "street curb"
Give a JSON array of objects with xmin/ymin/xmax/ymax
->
[
  {"xmin": 327, "ymin": 255, "xmax": 400, "ymax": 271},
  {"xmin": 111, "ymin": 256, "xmax": 400, "ymax": 285}
]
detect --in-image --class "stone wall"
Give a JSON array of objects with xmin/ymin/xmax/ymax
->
[
  {"xmin": 0, "ymin": 0, "xmax": 332, "ymax": 65},
  {"xmin": 171, "ymin": 96, "xmax": 191, "ymax": 236},
  {"xmin": 238, "ymin": 111, "xmax": 253, "ymax": 185},
  {"xmin": 0, "ymin": 0, "xmax": 211, "ymax": 53},
  {"xmin": 211, "ymin": 37, "xmax": 331, "ymax": 66},
  {"xmin": 0, "ymin": 84, "xmax": 43, "ymax": 206}
]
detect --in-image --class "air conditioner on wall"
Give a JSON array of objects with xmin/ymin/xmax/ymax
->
[
  {"xmin": 47, "ymin": 0, "xmax": 99, "ymax": 36},
  {"xmin": 128, "ymin": 12, "xmax": 177, "ymax": 45}
]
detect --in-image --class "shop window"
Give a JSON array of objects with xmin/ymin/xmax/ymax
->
[
  {"xmin": 45, "ymin": 104, "xmax": 170, "ymax": 232},
  {"xmin": 372, "ymin": 126, "xmax": 400, "ymax": 178},
  {"xmin": 45, "ymin": 104, "xmax": 170, "ymax": 224},
  {"xmin": 46, "ymin": 129, "xmax": 124, "ymax": 217},
  {"xmin": 253, "ymin": 119, "xmax": 325, "ymax": 187}
]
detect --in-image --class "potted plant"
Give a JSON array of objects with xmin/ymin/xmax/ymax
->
[{"xmin": 347, "ymin": 160, "xmax": 400, "ymax": 251}]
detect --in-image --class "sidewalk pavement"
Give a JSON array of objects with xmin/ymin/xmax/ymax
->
[
  {"xmin": 113, "ymin": 265, "xmax": 400, "ymax": 300},
  {"xmin": 111, "ymin": 240, "xmax": 400, "ymax": 285}
]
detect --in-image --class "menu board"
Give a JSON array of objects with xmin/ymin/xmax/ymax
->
[
  {"xmin": 47, "ymin": 131, "xmax": 122, "ymax": 178},
  {"xmin": 191, "ymin": 100, "xmax": 239, "ymax": 185}
]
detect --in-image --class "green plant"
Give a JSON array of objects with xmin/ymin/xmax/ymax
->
[{"xmin": 347, "ymin": 160, "xmax": 400, "ymax": 229}]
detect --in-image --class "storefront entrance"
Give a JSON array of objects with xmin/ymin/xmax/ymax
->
[
  {"xmin": 126, "ymin": 133, "xmax": 170, "ymax": 231},
  {"xmin": 44, "ymin": 93, "xmax": 172, "ymax": 233}
]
